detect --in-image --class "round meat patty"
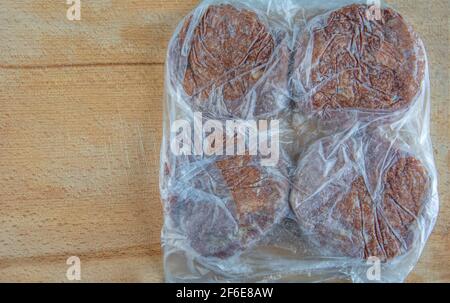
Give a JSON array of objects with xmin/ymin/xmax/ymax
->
[
  {"xmin": 167, "ymin": 193, "xmax": 240, "ymax": 259},
  {"xmin": 290, "ymin": 134, "xmax": 430, "ymax": 260},
  {"xmin": 171, "ymin": 4, "xmax": 280, "ymax": 117},
  {"xmin": 293, "ymin": 4, "xmax": 425, "ymax": 113},
  {"xmin": 166, "ymin": 154, "xmax": 290, "ymax": 258}
]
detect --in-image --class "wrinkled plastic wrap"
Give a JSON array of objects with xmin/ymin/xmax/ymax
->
[{"xmin": 160, "ymin": 0, "xmax": 439, "ymax": 282}]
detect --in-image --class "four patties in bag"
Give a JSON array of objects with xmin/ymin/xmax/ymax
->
[{"xmin": 162, "ymin": 0, "xmax": 437, "ymax": 281}]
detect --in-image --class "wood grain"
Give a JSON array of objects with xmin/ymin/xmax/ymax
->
[{"xmin": 0, "ymin": 0, "xmax": 448, "ymax": 282}]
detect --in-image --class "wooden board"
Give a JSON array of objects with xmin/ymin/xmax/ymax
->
[{"xmin": 0, "ymin": 0, "xmax": 448, "ymax": 282}]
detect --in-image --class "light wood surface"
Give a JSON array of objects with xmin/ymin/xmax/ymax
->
[{"xmin": 0, "ymin": 0, "xmax": 448, "ymax": 282}]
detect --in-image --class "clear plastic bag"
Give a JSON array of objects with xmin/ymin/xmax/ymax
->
[{"xmin": 159, "ymin": 0, "xmax": 439, "ymax": 282}]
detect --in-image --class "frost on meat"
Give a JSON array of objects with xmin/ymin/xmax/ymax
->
[
  {"xmin": 290, "ymin": 135, "xmax": 430, "ymax": 260},
  {"xmin": 173, "ymin": 4, "xmax": 276, "ymax": 116},
  {"xmin": 294, "ymin": 4, "xmax": 425, "ymax": 113}
]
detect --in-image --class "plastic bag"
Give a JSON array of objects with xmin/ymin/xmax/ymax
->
[{"xmin": 159, "ymin": 0, "xmax": 439, "ymax": 282}]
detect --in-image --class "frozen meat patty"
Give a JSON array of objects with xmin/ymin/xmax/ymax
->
[
  {"xmin": 290, "ymin": 135, "xmax": 430, "ymax": 260},
  {"xmin": 170, "ymin": 4, "xmax": 279, "ymax": 117},
  {"xmin": 293, "ymin": 4, "xmax": 425, "ymax": 113},
  {"xmin": 166, "ymin": 154, "xmax": 290, "ymax": 258}
]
